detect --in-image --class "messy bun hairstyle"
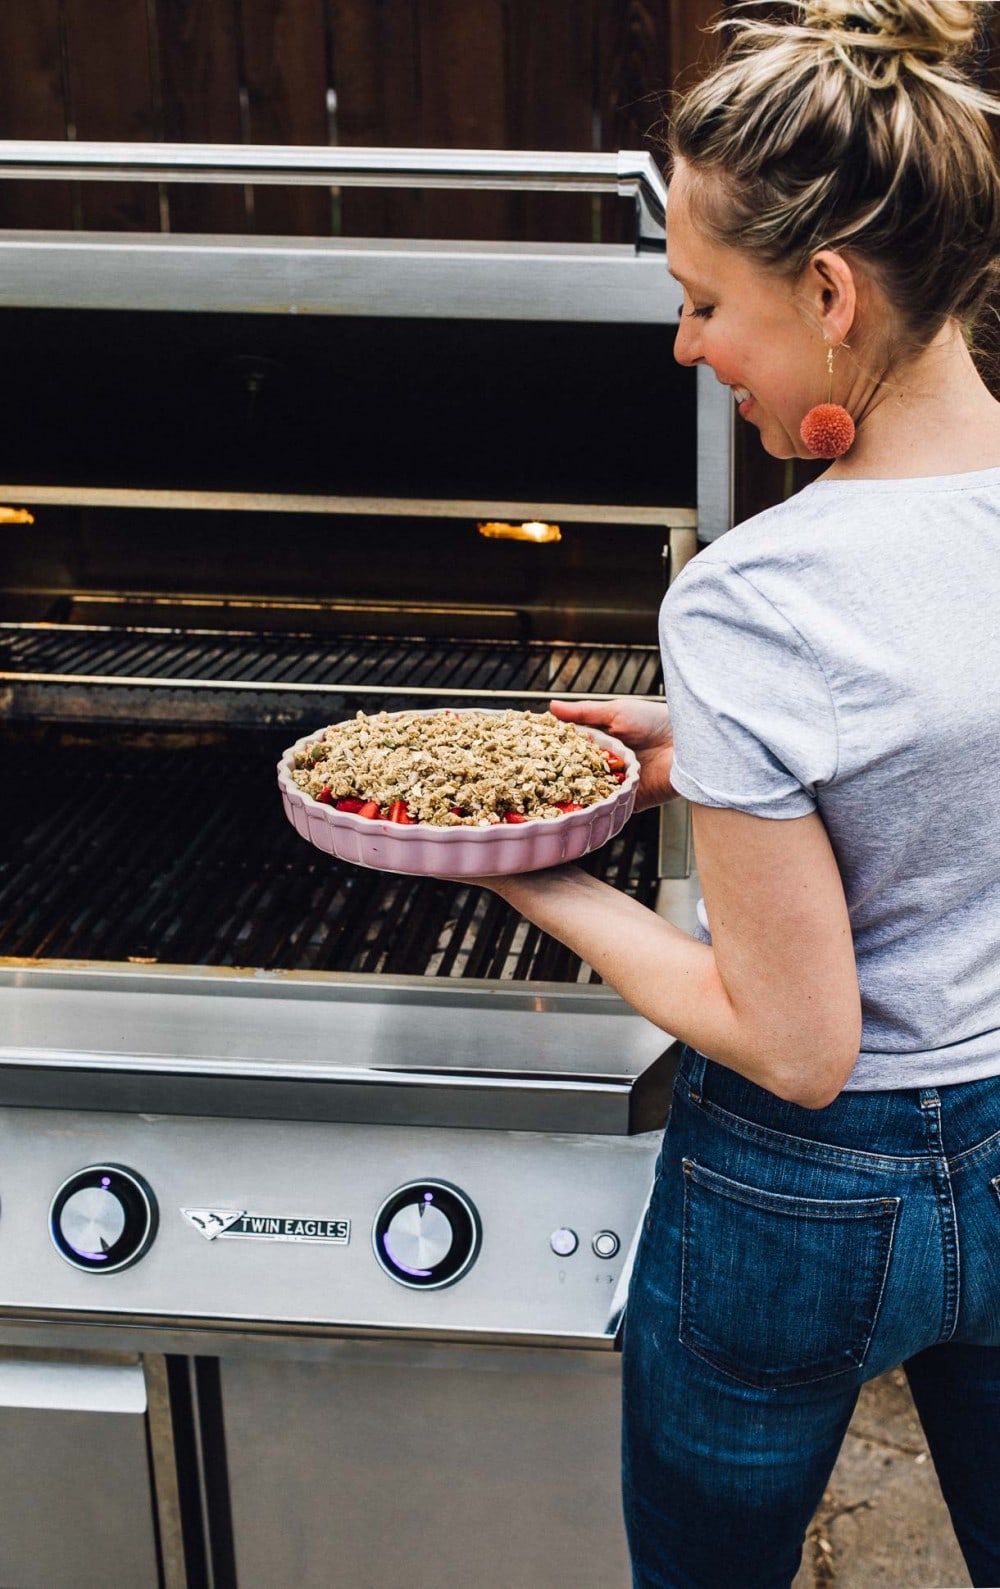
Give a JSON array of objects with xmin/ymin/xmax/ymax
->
[{"xmin": 670, "ymin": 1, "xmax": 1000, "ymax": 353}]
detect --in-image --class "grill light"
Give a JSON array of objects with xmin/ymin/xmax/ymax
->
[
  {"xmin": 477, "ymin": 520, "xmax": 561, "ymax": 544},
  {"xmin": 0, "ymin": 506, "xmax": 33, "ymax": 524}
]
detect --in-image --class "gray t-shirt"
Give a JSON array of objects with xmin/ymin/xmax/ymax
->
[{"xmin": 659, "ymin": 466, "xmax": 1000, "ymax": 1090}]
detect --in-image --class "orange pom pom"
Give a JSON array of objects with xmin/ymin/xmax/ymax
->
[{"xmin": 799, "ymin": 403, "xmax": 855, "ymax": 459}]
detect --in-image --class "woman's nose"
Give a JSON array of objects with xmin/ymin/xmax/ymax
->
[{"xmin": 672, "ymin": 314, "xmax": 700, "ymax": 368}]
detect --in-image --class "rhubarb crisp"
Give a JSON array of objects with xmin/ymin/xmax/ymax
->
[{"xmin": 288, "ymin": 709, "xmax": 628, "ymax": 827}]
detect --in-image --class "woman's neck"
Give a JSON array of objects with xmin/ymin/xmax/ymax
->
[{"xmin": 823, "ymin": 322, "xmax": 1000, "ymax": 481}]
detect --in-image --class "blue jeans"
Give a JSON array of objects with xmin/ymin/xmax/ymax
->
[{"xmin": 622, "ymin": 1045, "xmax": 1000, "ymax": 1589}]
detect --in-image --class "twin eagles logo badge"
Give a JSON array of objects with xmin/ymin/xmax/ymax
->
[{"xmin": 182, "ymin": 1208, "xmax": 351, "ymax": 1244}]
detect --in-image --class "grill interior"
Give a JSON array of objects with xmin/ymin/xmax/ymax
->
[
  {"xmin": 0, "ymin": 725, "xmax": 659, "ymax": 980},
  {"xmin": 0, "ymin": 294, "xmax": 675, "ymax": 987},
  {"xmin": 1, "ymin": 624, "xmax": 662, "ymax": 703}
]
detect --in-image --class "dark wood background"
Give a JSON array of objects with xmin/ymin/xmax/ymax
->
[
  {"xmin": 0, "ymin": 0, "xmax": 723, "ymax": 241},
  {"xmin": 2, "ymin": 1, "xmax": 998, "ymax": 520}
]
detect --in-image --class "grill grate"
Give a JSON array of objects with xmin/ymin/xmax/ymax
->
[
  {"xmin": 1, "ymin": 624, "xmax": 663, "ymax": 701},
  {"xmin": 0, "ymin": 727, "xmax": 659, "ymax": 981}
]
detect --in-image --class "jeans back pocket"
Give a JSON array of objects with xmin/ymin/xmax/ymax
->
[{"xmin": 680, "ymin": 1158, "xmax": 900, "ymax": 1389}]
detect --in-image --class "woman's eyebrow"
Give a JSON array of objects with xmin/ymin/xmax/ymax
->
[{"xmin": 667, "ymin": 265, "xmax": 707, "ymax": 292}]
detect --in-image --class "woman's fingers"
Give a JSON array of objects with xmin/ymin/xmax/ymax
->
[
  {"xmin": 549, "ymin": 696, "xmax": 672, "ymax": 751},
  {"xmin": 548, "ymin": 697, "xmax": 615, "ymax": 726}
]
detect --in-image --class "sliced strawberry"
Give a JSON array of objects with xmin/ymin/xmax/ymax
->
[
  {"xmin": 316, "ymin": 786, "xmax": 333, "ymax": 805},
  {"xmin": 503, "ymin": 811, "xmax": 528, "ymax": 824},
  {"xmin": 387, "ymin": 800, "xmax": 416, "ymax": 824},
  {"xmin": 357, "ymin": 801, "xmax": 381, "ymax": 819},
  {"xmin": 334, "ymin": 797, "xmax": 365, "ymax": 812}
]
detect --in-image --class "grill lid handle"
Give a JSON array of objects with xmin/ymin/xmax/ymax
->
[{"xmin": 0, "ymin": 141, "xmax": 667, "ymax": 250}]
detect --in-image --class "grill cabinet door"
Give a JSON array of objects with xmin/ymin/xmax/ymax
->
[{"xmin": 0, "ymin": 1357, "xmax": 160, "ymax": 1589}]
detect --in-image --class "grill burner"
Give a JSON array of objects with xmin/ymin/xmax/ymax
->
[{"xmin": 0, "ymin": 727, "xmax": 658, "ymax": 978}]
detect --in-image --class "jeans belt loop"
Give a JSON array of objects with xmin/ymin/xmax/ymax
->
[{"xmin": 685, "ymin": 1047, "xmax": 707, "ymax": 1103}]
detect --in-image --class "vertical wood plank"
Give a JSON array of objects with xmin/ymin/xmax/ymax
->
[
  {"xmin": 239, "ymin": 0, "xmax": 332, "ymax": 235},
  {"xmin": 327, "ymin": 0, "xmax": 424, "ymax": 238},
  {"xmin": 157, "ymin": 0, "xmax": 247, "ymax": 232},
  {"xmin": 0, "ymin": 2, "xmax": 73, "ymax": 228},
  {"xmin": 596, "ymin": 0, "xmax": 674, "ymax": 243},
  {"xmin": 506, "ymin": 0, "xmax": 597, "ymax": 243},
  {"xmin": 63, "ymin": 0, "xmax": 160, "ymax": 229},
  {"xmin": 668, "ymin": 0, "xmax": 725, "ymax": 95},
  {"xmin": 418, "ymin": 0, "xmax": 511, "ymax": 240}
]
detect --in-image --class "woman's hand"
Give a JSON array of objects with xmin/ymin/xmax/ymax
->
[{"xmin": 548, "ymin": 696, "xmax": 677, "ymax": 811}]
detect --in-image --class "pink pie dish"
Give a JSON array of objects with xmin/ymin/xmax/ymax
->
[{"xmin": 277, "ymin": 711, "xmax": 641, "ymax": 877}]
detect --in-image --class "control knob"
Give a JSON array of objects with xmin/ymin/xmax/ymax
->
[
  {"xmin": 373, "ymin": 1181, "xmax": 481, "ymax": 1290},
  {"xmin": 50, "ymin": 1165, "xmax": 158, "ymax": 1274}
]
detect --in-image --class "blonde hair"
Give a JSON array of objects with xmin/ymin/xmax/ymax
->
[{"xmin": 669, "ymin": 2, "xmax": 1000, "ymax": 350}]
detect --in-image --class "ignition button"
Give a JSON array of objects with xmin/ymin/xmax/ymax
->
[
  {"xmin": 592, "ymin": 1230, "xmax": 620, "ymax": 1260},
  {"xmin": 550, "ymin": 1228, "xmax": 578, "ymax": 1257}
]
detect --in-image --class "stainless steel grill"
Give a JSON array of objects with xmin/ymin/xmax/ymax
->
[
  {"xmin": 0, "ymin": 726, "xmax": 658, "ymax": 976},
  {"xmin": 0, "ymin": 142, "xmax": 731, "ymax": 1589}
]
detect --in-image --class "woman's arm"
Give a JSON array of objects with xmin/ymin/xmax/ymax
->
[{"xmin": 488, "ymin": 803, "xmax": 861, "ymax": 1109}]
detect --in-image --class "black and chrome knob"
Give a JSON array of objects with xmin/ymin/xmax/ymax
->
[
  {"xmin": 50, "ymin": 1165, "xmax": 158, "ymax": 1274},
  {"xmin": 373, "ymin": 1181, "xmax": 481, "ymax": 1290}
]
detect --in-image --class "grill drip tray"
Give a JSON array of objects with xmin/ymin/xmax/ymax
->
[{"xmin": 0, "ymin": 724, "xmax": 658, "ymax": 980}]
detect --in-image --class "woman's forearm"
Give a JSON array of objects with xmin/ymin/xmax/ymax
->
[
  {"xmin": 491, "ymin": 867, "xmax": 840, "ymax": 1107},
  {"xmin": 494, "ymin": 865, "xmax": 739, "ymax": 1051}
]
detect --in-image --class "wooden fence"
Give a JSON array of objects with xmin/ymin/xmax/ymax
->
[
  {"xmin": 3, "ymin": 2, "xmax": 997, "ymax": 518},
  {"xmin": 0, "ymin": 1, "xmax": 722, "ymax": 240}
]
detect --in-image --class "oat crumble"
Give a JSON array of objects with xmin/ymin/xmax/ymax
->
[{"xmin": 289, "ymin": 709, "xmax": 625, "ymax": 826}]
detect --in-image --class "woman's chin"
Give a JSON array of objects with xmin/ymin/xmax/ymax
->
[{"xmin": 755, "ymin": 421, "xmax": 804, "ymax": 462}]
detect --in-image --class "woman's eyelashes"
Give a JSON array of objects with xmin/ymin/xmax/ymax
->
[{"xmin": 687, "ymin": 304, "xmax": 714, "ymax": 319}]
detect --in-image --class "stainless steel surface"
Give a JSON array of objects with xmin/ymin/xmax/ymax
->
[
  {"xmin": 56, "ymin": 1184, "xmax": 128, "ymax": 1261},
  {"xmin": 697, "ymin": 363, "xmax": 736, "ymax": 543},
  {"xmin": 0, "ymin": 232, "xmax": 679, "ymax": 320},
  {"xmin": 0, "ymin": 1352, "xmax": 160, "ymax": 1589},
  {"xmin": 220, "ymin": 1343, "xmax": 630, "ymax": 1588},
  {"xmin": 658, "ymin": 795, "xmax": 693, "ymax": 879},
  {"xmin": 143, "ymin": 1353, "xmax": 188, "ymax": 1589},
  {"xmin": 0, "ymin": 141, "xmax": 666, "ymax": 240},
  {"xmin": 0, "ymin": 143, "xmax": 725, "ymax": 1587},
  {"xmin": 657, "ymin": 525, "xmax": 698, "ymax": 879},
  {"xmin": 0, "ymin": 965, "xmax": 676, "ymax": 1135},
  {"xmin": 0, "ymin": 142, "xmax": 668, "ymax": 317},
  {"xmin": 0, "ymin": 483, "xmax": 697, "ymax": 520},
  {"xmin": 0, "ymin": 1101, "xmax": 659, "ymax": 1347},
  {"xmin": 0, "ymin": 1355, "xmax": 146, "ymax": 1412}
]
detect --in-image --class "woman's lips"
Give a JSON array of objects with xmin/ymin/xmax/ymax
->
[{"xmin": 732, "ymin": 387, "xmax": 753, "ymax": 419}]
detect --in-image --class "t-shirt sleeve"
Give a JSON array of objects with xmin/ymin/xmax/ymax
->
[{"xmin": 659, "ymin": 553, "xmax": 838, "ymax": 819}]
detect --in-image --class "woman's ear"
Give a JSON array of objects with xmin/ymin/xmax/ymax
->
[{"xmin": 799, "ymin": 249, "xmax": 857, "ymax": 344}]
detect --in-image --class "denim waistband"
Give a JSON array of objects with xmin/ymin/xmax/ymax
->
[{"xmin": 677, "ymin": 1045, "xmax": 1000, "ymax": 1165}]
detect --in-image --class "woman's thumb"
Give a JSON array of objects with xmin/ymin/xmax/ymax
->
[{"xmin": 548, "ymin": 697, "xmax": 614, "ymax": 724}]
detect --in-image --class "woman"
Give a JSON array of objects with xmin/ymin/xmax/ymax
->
[{"xmin": 473, "ymin": 3, "xmax": 1000, "ymax": 1584}]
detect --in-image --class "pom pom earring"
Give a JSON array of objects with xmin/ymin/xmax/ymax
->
[{"xmin": 799, "ymin": 343, "xmax": 855, "ymax": 459}]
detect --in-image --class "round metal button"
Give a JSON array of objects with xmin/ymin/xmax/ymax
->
[
  {"xmin": 592, "ymin": 1230, "xmax": 620, "ymax": 1260},
  {"xmin": 550, "ymin": 1228, "xmax": 578, "ymax": 1257},
  {"xmin": 384, "ymin": 1200, "xmax": 454, "ymax": 1273},
  {"xmin": 373, "ymin": 1181, "xmax": 481, "ymax": 1290},
  {"xmin": 50, "ymin": 1165, "xmax": 158, "ymax": 1274},
  {"xmin": 60, "ymin": 1185, "xmax": 127, "ymax": 1256}
]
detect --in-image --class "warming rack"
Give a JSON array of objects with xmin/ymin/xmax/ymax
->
[{"xmin": 0, "ymin": 624, "xmax": 663, "ymax": 709}]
